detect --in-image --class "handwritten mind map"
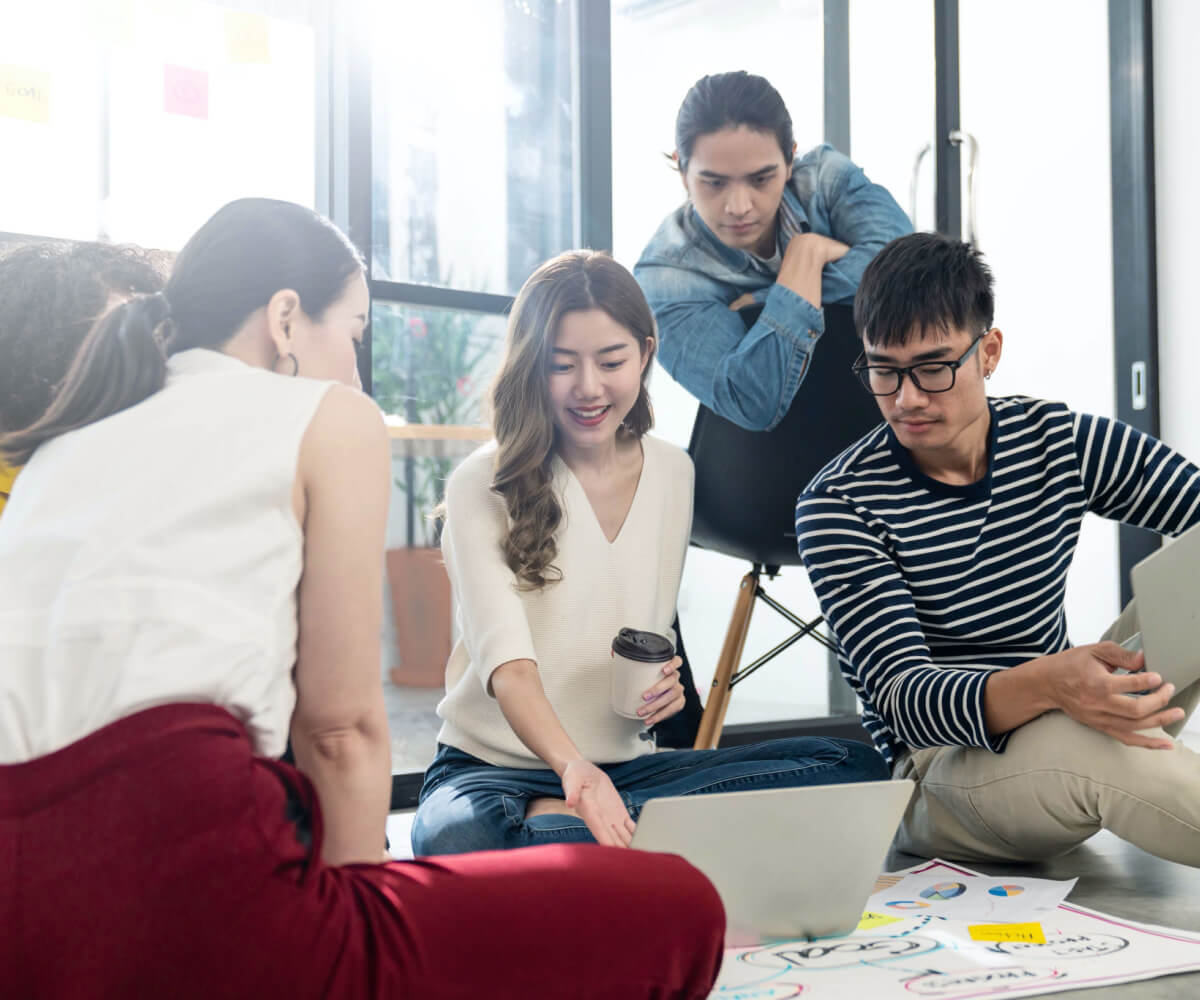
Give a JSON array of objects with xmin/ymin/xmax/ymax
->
[{"xmin": 709, "ymin": 860, "xmax": 1200, "ymax": 1000}]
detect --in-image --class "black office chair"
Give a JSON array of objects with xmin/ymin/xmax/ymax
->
[{"xmin": 687, "ymin": 303, "xmax": 882, "ymax": 749}]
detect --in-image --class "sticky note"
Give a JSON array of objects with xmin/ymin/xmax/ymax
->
[
  {"xmin": 225, "ymin": 11, "xmax": 270, "ymax": 64},
  {"xmin": 0, "ymin": 65, "xmax": 50, "ymax": 123},
  {"xmin": 164, "ymin": 65, "xmax": 208, "ymax": 120},
  {"xmin": 968, "ymin": 922, "xmax": 1046, "ymax": 944},
  {"xmin": 858, "ymin": 911, "xmax": 905, "ymax": 931}
]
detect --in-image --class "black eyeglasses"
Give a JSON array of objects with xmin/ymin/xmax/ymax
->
[{"xmin": 852, "ymin": 335, "xmax": 985, "ymax": 396}]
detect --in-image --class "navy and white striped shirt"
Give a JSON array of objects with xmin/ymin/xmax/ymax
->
[{"xmin": 795, "ymin": 396, "xmax": 1200, "ymax": 767}]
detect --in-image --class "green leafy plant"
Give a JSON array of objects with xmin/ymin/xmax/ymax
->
[{"xmin": 371, "ymin": 307, "xmax": 501, "ymax": 547}]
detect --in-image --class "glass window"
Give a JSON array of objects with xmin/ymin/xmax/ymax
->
[
  {"xmin": 369, "ymin": 0, "xmax": 577, "ymax": 295},
  {"xmin": 367, "ymin": 1, "xmax": 584, "ymax": 775},
  {"xmin": 611, "ymin": 0, "xmax": 832, "ymax": 728},
  {"xmin": 849, "ymin": 0, "xmax": 934, "ymax": 232},
  {"xmin": 0, "ymin": 0, "xmax": 316, "ymax": 249},
  {"xmin": 371, "ymin": 302, "xmax": 506, "ymax": 434},
  {"xmin": 372, "ymin": 302, "xmax": 507, "ymax": 776}
]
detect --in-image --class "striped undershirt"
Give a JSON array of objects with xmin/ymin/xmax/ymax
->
[{"xmin": 795, "ymin": 395, "xmax": 1200, "ymax": 768}]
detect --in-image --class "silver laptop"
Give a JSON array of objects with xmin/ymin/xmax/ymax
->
[
  {"xmin": 631, "ymin": 779, "xmax": 913, "ymax": 942},
  {"xmin": 1129, "ymin": 519, "xmax": 1200, "ymax": 693}
]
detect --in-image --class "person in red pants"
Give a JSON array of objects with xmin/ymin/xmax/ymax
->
[{"xmin": 0, "ymin": 197, "xmax": 724, "ymax": 999}]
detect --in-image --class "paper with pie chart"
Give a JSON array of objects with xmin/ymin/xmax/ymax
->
[{"xmin": 865, "ymin": 864, "xmax": 1077, "ymax": 923}]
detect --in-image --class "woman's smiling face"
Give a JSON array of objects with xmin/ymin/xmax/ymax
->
[{"xmin": 547, "ymin": 308, "xmax": 651, "ymax": 455}]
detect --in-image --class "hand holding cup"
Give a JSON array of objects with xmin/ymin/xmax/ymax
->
[
  {"xmin": 637, "ymin": 656, "xmax": 686, "ymax": 727},
  {"xmin": 611, "ymin": 628, "xmax": 677, "ymax": 723}
]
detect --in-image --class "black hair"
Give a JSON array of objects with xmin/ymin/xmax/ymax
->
[
  {"xmin": 1, "ymin": 198, "xmax": 364, "ymax": 466},
  {"xmin": 0, "ymin": 241, "xmax": 166, "ymax": 433},
  {"xmin": 674, "ymin": 71, "xmax": 794, "ymax": 173},
  {"xmin": 854, "ymin": 232, "xmax": 995, "ymax": 347}
]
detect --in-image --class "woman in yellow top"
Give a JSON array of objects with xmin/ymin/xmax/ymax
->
[{"xmin": 0, "ymin": 241, "xmax": 164, "ymax": 517}]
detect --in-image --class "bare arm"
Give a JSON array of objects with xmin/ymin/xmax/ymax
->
[
  {"xmin": 490, "ymin": 658, "xmax": 584, "ymax": 773},
  {"xmin": 290, "ymin": 386, "xmax": 393, "ymax": 865},
  {"xmin": 491, "ymin": 659, "xmax": 635, "ymax": 847}
]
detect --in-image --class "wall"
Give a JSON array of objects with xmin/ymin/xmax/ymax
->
[{"xmin": 1153, "ymin": 0, "xmax": 1200, "ymax": 734}]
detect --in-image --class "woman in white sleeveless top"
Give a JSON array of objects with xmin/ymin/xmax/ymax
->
[{"xmin": 0, "ymin": 199, "xmax": 724, "ymax": 999}]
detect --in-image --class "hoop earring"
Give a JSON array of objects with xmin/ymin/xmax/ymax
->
[{"xmin": 276, "ymin": 352, "xmax": 299, "ymax": 377}]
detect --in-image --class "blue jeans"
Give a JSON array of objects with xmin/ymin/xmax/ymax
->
[{"xmin": 411, "ymin": 737, "xmax": 890, "ymax": 856}]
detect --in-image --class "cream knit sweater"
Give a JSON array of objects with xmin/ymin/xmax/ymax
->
[{"xmin": 435, "ymin": 435, "xmax": 693, "ymax": 769}]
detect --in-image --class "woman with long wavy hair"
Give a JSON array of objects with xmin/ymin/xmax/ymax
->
[{"xmin": 411, "ymin": 249, "xmax": 888, "ymax": 856}]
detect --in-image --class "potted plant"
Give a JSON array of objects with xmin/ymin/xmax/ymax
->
[{"xmin": 371, "ymin": 307, "xmax": 498, "ymax": 687}]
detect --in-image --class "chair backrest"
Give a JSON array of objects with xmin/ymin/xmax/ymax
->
[{"xmin": 688, "ymin": 303, "xmax": 882, "ymax": 568}]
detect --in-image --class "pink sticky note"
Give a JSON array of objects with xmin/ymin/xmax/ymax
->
[{"xmin": 164, "ymin": 64, "xmax": 208, "ymax": 120}]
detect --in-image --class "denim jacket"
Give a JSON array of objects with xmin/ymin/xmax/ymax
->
[{"xmin": 634, "ymin": 144, "xmax": 912, "ymax": 431}]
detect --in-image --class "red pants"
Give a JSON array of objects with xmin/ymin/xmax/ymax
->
[{"xmin": 0, "ymin": 704, "xmax": 724, "ymax": 999}]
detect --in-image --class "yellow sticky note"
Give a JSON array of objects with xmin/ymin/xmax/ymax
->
[
  {"xmin": 968, "ymin": 922, "xmax": 1046, "ymax": 944},
  {"xmin": 858, "ymin": 911, "xmax": 905, "ymax": 931},
  {"xmin": 225, "ymin": 11, "xmax": 271, "ymax": 64},
  {"xmin": 0, "ymin": 65, "xmax": 49, "ymax": 123}
]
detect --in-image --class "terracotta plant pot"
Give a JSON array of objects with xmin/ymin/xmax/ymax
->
[{"xmin": 386, "ymin": 547, "xmax": 451, "ymax": 688}]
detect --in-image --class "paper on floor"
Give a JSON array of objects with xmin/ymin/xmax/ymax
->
[
  {"xmin": 864, "ymin": 857, "xmax": 1076, "ymax": 924},
  {"xmin": 710, "ymin": 859, "xmax": 1200, "ymax": 1000}
]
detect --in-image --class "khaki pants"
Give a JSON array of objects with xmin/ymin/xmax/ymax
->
[{"xmin": 893, "ymin": 601, "xmax": 1200, "ymax": 866}]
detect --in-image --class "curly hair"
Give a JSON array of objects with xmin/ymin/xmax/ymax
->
[
  {"xmin": 490, "ymin": 251, "xmax": 656, "ymax": 590},
  {"xmin": 0, "ymin": 240, "xmax": 166, "ymax": 433}
]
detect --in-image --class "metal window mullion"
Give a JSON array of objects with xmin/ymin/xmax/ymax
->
[
  {"xmin": 823, "ymin": 0, "xmax": 850, "ymax": 157},
  {"xmin": 934, "ymin": 0, "xmax": 961, "ymax": 237},
  {"xmin": 577, "ymin": 0, "xmax": 613, "ymax": 252},
  {"xmin": 368, "ymin": 280, "xmax": 514, "ymax": 317},
  {"xmin": 821, "ymin": 0, "xmax": 855, "ymax": 713},
  {"xmin": 313, "ymin": 0, "xmax": 332, "ymax": 220},
  {"xmin": 1110, "ymin": 0, "xmax": 1161, "ymax": 603},
  {"xmin": 324, "ymin": 0, "xmax": 373, "ymax": 391}
]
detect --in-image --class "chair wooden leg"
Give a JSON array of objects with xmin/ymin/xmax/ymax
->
[{"xmin": 693, "ymin": 570, "xmax": 758, "ymax": 750}]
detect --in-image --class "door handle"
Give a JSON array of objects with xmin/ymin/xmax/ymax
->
[
  {"xmin": 909, "ymin": 141, "xmax": 932, "ymax": 228},
  {"xmin": 949, "ymin": 129, "xmax": 979, "ymax": 247}
]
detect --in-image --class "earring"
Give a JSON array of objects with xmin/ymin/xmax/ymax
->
[
  {"xmin": 276, "ymin": 352, "xmax": 299, "ymax": 377},
  {"xmin": 985, "ymin": 370, "xmax": 992, "ymax": 380}
]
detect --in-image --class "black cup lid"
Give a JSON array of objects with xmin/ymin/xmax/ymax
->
[{"xmin": 611, "ymin": 627, "xmax": 674, "ymax": 662}]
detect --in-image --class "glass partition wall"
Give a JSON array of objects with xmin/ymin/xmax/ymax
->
[
  {"xmin": 610, "ymin": 0, "xmax": 834, "ymax": 728},
  {"xmin": 367, "ymin": 0, "xmax": 585, "ymax": 779},
  {"xmin": 0, "ymin": 0, "xmax": 317, "ymax": 248},
  {"xmin": 2, "ymin": 0, "xmax": 1164, "ymax": 797}
]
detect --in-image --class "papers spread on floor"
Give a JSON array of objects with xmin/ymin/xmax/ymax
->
[{"xmin": 710, "ymin": 858, "xmax": 1200, "ymax": 1000}]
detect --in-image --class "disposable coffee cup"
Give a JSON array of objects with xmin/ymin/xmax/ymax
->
[{"xmin": 610, "ymin": 627, "xmax": 675, "ymax": 719}]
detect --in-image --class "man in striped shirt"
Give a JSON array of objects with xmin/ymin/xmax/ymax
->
[{"xmin": 795, "ymin": 232, "xmax": 1200, "ymax": 866}]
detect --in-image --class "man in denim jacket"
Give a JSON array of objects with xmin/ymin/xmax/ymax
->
[{"xmin": 634, "ymin": 73, "xmax": 911, "ymax": 431}]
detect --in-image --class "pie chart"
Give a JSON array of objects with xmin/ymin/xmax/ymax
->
[
  {"xmin": 988, "ymin": 884, "xmax": 1025, "ymax": 897},
  {"xmin": 920, "ymin": 881, "xmax": 967, "ymax": 900},
  {"xmin": 885, "ymin": 900, "xmax": 931, "ymax": 910}
]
